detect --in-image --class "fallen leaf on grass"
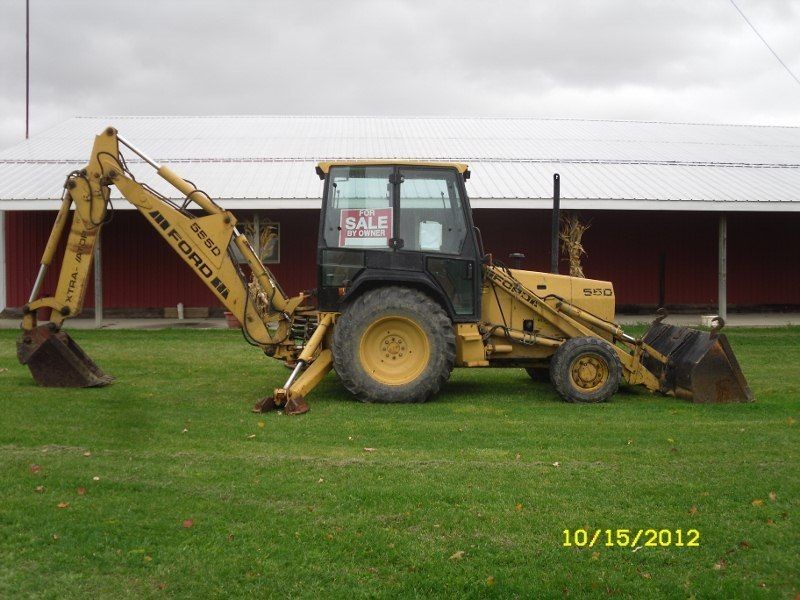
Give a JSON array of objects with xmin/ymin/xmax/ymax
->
[
  {"xmin": 57, "ymin": 502, "xmax": 69, "ymax": 509},
  {"xmin": 787, "ymin": 417, "xmax": 796, "ymax": 426},
  {"xmin": 30, "ymin": 465, "xmax": 41, "ymax": 474},
  {"xmin": 514, "ymin": 452, "xmax": 522, "ymax": 460},
  {"xmin": 83, "ymin": 451, "xmax": 91, "ymax": 457},
  {"xmin": 246, "ymin": 434, "xmax": 256, "ymax": 439},
  {"xmin": 738, "ymin": 540, "xmax": 751, "ymax": 549},
  {"xmin": 486, "ymin": 576, "xmax": 496, "ymax": 586},
  {"xmin": 35, "ymin": 485, "xmax": 45, "ymax": 493},
  {"xmin": 363, "ymin": 447, "xmax": 376, "ymax": 452},
  {"xmin": 0, "ymin": 368, "xmax": 8, "ymax": 373},
  {"xmin": 92, "ymin": 476, "xmax": 100, "ymax": 481},
  {"xmin": 640, "ymin": 571, "xmax": 651, "ymax": 579},
  {"xmin": 449, "ymin": 550, "xmax": 465, "ymax": 560},
  {"xmin": 227, "ymin": 534, "xmax": 235, "ymax": 541},
  {"xmin": 552, "ymin": 461, "xmax": 561, "ymax": 468},
  {"xmin": 515, "ymin": 503, "xmax": 524, "ymax": 511},
  {"xmin": 766, "ymin": 518, "xmax": 775, "ymax": 525},
  {"xmin": 667, "ymin": 438, "xmax": 675, "ymax": 444},
  {"xmin": 52, "ymin": 533, "xmax": 60, "ymax": 540},
  {"xmin": 77, "ymin": 487, "xmax": 86, "ymax": 496},
  {"xmin": 769, "ymin": 491, "xmax": 777, "ymax": 502},
  {"xmin": 317, "ymin": 478, "xmax": 324, "ymax": 484},
  {"xmin": 713, "ymin": 559, "xmax": 726, "ymax": 570},
  {"xmin": 181, "ymin": 428, "xmax": 189, "ymax": 434},
  {"xmin": 590, "ymin": 551, "xmax": 600, "ymax": 560},
  {"xmin": 257, "ymin": 421, "xmax": 266, "ymax": 429},
  {"xmin": 144, "ymin": 555, "xmax": 152, "ymax": 562},
  {"xmin": 689, "ymin": 506, "xmax": 698, "ymax": 516},
  {"xmin": 752, "ymin": 499, "xmax": 764, "ymax": 507},
  {"xmin": 182, "ymin": 519, "xmax": 194, "ymax": 529},
  {"xmin": 156, "ymin": 583, "xmax": 166, "ymax": 591}
]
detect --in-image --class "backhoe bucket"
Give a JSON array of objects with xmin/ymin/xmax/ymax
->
[
  {"xmin": 641, "ymin": 321, "xmax": 753, "ymax": 403},
  {"xmin": 17, "ymin": 326, "xmax": 114, "ymax": 388}
]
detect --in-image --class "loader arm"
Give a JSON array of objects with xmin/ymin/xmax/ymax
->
[{"xmin": 19, "ymin": 127, "xmax": 309, "ymax": 387}]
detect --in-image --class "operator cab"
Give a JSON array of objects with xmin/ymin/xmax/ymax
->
[{"xmin": 315, "ymin": 161, "xmax": 482, "ymax": 321}]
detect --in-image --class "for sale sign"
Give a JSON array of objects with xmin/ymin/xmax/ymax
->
[{"xmin": 339, "ymin": 208, "xmax": 393, "ymax": 247}]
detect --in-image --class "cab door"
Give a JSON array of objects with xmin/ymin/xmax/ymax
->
[{"xmin": 397, "ymin": 167, "xmax": 481, "ymax": 320}]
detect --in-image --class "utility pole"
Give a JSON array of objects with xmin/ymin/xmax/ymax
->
[{"xmin": 26, "ymin": 0, "xmax": 30, "ymax": 139}]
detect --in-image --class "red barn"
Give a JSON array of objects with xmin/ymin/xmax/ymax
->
[{"xmin": 1, "ymin": 116, "xmax": 798, "ymax": 317}]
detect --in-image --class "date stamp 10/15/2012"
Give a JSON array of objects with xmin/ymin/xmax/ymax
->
[{"xmin": 563, "ymin": 528, "xmax": 700, "ymax": 549}]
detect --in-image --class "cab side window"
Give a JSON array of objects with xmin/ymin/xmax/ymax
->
[{"xmin": 399, "ymin": 169, "xmax": 467, "ymax": 254}]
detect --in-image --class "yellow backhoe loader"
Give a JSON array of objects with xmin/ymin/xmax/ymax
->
[{"xmin": 17, "ymin": 127, "xmax": 753, "ymax": 413}]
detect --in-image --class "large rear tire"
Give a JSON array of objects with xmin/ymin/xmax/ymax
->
[
  {"xmin": 332, "ymin": 287, "xmax": 455, "ymax": 403},
  {"xmin": 550, "ymin": 337, "xmax": 622, "ymax": 403}
]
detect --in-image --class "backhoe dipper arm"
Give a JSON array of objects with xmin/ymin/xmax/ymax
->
[{"xmin": 23, "ymin": 127, "xmax": 304, "ymax": 349}]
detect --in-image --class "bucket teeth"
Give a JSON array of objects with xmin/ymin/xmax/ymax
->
[
  {"xmin": 642, "ymin": 322, "xmax": 753, "ymax": 403},
  {"xmin": 17, "ymin": 326, "xmax": 113, "ymax": 388}
]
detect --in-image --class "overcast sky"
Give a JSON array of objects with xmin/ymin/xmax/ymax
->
[{"xmin": 1, "ymin": 0, "xmax": 799, "ymax": 151}]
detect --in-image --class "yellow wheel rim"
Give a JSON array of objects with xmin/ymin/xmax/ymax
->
[
  {"xmin": 568, "ymin": 352, "xmax": 609, "ymax": 393},
  {"xmin": 359, "ymin": 316, "xmax": 430, "ymax": 386}
]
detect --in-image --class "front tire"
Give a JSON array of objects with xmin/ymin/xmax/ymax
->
[
  {"xmin": 550, "ymin": 337, "xmax": 622, "ymax": 403},
  {"xmin": 332, "ymin": 286, "xmax": 455, "ymax": 403}
]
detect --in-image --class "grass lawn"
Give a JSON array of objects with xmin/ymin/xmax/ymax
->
[{"xmin": 0, "ymin": 326, "xmax": 798, "ymax": 598}]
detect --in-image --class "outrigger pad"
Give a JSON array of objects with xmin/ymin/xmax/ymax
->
[
  {"xmin": 642, "ymin": 322, "xmax": 753, "ymax": 403},
  {"xmin": 17, "ymin": 325, "xmax": 113, "ymax": 388}
]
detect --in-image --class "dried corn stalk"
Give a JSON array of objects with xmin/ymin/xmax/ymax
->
[
  {"xmin": 559, "ymin": 213, "xmax": 590, "ymax": 278},
  {"xmin": 241, "ymin": 218, "xmax": 279, "ymax": 263}
]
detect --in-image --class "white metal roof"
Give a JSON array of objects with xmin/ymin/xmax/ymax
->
[{"xmin": 1, "ymin": 115, "xmax": 799, "ymax": 211}]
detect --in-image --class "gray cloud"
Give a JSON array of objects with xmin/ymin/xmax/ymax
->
[{"xmin": 1, "ymin": 0, "xmax": 799, "ymax": 150}]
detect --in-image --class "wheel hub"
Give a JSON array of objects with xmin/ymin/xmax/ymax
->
[
  {"xmin": 382, "ymin": 335, "xmax": 406, "ymax": 360},
  {"xmin": 570, "ymin": 354, "xmax": 608, "ymax": 391},
  {"xmin": 359, "ymin": 316, "xmax": 430, "ymax": 386}
]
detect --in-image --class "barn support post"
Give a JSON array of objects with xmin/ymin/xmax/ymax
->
[
  {"xmin": 93, "ymin": 229, "xmax": 103, "ymax": 327},
  {"xmin": 718, "ymin": 214, "xmax": 727, "ymax": 321},
  {"xmin": 0, "ymin": 211, "xmax": 6, "ymax": 313}
]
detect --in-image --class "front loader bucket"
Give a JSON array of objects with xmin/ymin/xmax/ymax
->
[
  {"xmin": 641, "ymin": 320, "xmax": 753, "ymax": 403},
  {"xmin": 17, "ymin": 325, "xmax": 114, "ymax": 388}
]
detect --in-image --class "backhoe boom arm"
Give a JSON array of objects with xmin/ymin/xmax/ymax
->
[{"xmin": 22, "ymin": 127, "xmax": 305, "ymax": 349}]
